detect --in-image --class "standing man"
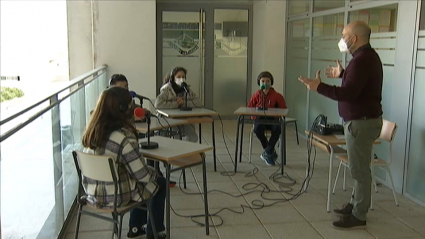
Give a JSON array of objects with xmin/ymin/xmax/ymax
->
[{"xmin": 298, "ymin": 21, "xmax": 383, "ymax": 229}]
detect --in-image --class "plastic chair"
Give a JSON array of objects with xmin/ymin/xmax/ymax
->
[
  {"xmin": 333, "ymin": 119, "xmax": 399, "ymax": 208},
  {"xmin": 248, "ymin": 117, "xmax": 299, "ymax": 163},
  {"xmin": 72, "ymin": 151, "xmax": 157, "ymax": 239}
]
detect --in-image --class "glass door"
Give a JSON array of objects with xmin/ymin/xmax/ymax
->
[
  {"xmin": 213, "ymin": 9, "xmax": 249, "ymax": 115},
  {"xmin": 157, "ymin": 3, "xmax": 252, "ymax": 116},
  {"xmin": 159, "ymin": 10, "xmax": 205, "ymax": 104}
]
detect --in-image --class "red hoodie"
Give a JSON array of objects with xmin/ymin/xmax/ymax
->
[{"xmin": 247, "ymin": 88, "xmax": 287, "ymax": 119}]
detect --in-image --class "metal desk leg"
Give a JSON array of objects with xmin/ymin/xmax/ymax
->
[
  {"xmin": 234, "ymin": 116, "xmax": 242, "ymax": 172},
  {"xmin": 199, "ymin": 124, "xmax": 202, "ymax": 144},
  {"xmin": 327, "ymin": 148, "xmax": 334, "ymax": 212},
  {"xmin": 201, "ymin": 153, "xmax": 210, "ymax": 235},
  {"xmin": 239, "ymin": 118, "xmax": 245, "ymax": 163},
  {"xmin": 211, "ymin": 119, "xmax": 217, "ymax": 172},
  {"xmin": 165, "ymin": 164, "xmax": 171, "ymax": 238},
  {"xmin": 281, "ymin": 117, "xmax": 286, "ymax": 175},
  {"xmin": 178, "ymin": 127, "xmax": 187, "ymax": 188}
]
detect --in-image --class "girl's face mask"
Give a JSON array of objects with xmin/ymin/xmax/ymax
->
[{"xmin": 175, "ymin": 78, "xmax": 185, "ymax": 86}]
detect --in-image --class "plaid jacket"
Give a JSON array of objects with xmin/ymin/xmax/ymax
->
[{"xmin": 83, "ymin": 128, "xmax": 158, "ymax": 208}]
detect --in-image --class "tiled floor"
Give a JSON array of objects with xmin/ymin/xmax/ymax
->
[{"xmin": 64, "ymin": 120, "xmax": 425, "ymax": 239}]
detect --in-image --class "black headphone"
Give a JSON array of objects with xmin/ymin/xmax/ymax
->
[
  {"xmin": 107, "ymin": 87, "xmax": 129, "ymax": 113},
  {"xmin": 257, "ymin": 71, "xmax": 274, "ymax": 86}
]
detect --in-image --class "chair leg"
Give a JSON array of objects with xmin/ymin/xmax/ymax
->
[
  {"xmin": 182, "ymin": 169, "xmax": 187, "ymax": 189},
  {"xmin": 74, "ymin": 205, "xmax": 83, "ymax": 239},
  {"xmin": 385, "ymin": 166, "xmax": 399, "ymax": 206},
  {"xmin": 332, "ymin": 161, "xmax": 343, "ymax": 194},
  {"xmin": 248, "ymin": 130, "xmax": 253, "ymax": 163},
  {"xmin": 117, "ymin": 215, "xmax": 124, "ymax": 239},
  {"xmin": 112, "ymin": 213, "xmax": 118, "ymax": 239},
  {"xmin": 147, "ymin": 202, "xmax": 158, "ymax": 239},
  {"xmin": 294, "ymin": 122, "xmax": 299, "ymax": 145},
  {"xmin": 371, "ymin": 165, "xmax": 378, "ymax": 193},
  {"xmin": 342, "ymin": 166, "xmax": 346, "ymax": 191}
]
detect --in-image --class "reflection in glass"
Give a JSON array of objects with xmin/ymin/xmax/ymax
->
[
  {"xmin": 162, "ymin": 12, "xmax": 204, "ymax": 99},
  {"xmin": 314, "ymin": 0, "xmax": 345, "ymax": 12},
  {"xmin": 349, "ymin": 4, "xmax": 398, "ymax": 33},
  {"xmin": 213, "ymin": 9, "xmax": 248, "ymax": 115},
  {"xmin": 285, "ymin": 19, "xmax": 310, "ymax": 132},
  {"xmin": 313, "ymin": 13, "xmax": 344, "ymax": 37},
  {"xmin": 288, "ymin": 0, "xmax": 310, "ymax": 15}
]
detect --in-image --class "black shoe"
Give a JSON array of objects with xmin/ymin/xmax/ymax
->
[
  {"xmin": 333, "ymin": 203, "xmax": 353, "ymax": 216},
  {"xmin": 127, "ymin": 227, "xmax": 146, "ymax": 238},
  {"xmin": 147, "ymin": 231, "xmax": 167, "ymax": 239},
  {"xmin": 332, "ymin": 214, "xmax": 366, "ymax": 230}
]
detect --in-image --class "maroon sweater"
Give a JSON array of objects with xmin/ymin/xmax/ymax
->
[{"xmin": 317, "ymin": 44, "xmax": 383, "ymax": 121}]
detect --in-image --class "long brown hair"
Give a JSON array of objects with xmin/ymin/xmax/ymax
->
[
  {"xmin": 162, "ymin": 66, "xmax": 187, "ymax": 85},
  {"xmin": 82, "ymin": 87, "xmax": 138, "ymax": 149}
]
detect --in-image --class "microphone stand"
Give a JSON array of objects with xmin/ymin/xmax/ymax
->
[
  {"xmin": 140, "ymin": 110, "xmax": 159, "ymax": 149},
  {"xmin": 180, "ymin": 86, "xmax": 192, "ymax": 111},
  {"xmin": 256, "ymin": 89, "xmax": 268, "ymax": 111}
]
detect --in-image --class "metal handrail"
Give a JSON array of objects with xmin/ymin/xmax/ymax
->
[{"xmin": 0, "ymin": 64, "xmax": 108, "ymax": 143}]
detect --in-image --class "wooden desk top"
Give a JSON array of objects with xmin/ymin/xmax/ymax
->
[
  {"xmin": 305, "ymin": 130, "xmax": 381, "ymax": 146},
  {"xmin": 234, "ymin": 107, "xmax": 289, "ymax": 117},
  {"xmin": 139, "ymin": 136, "xmax": 213, "ymax": 162},
  {"xmin": 156, "ymin": 108, "xmax": 218, "ymax": 118},
  {"xmin": 135, "ymin": 118, "xmax": 188, "ymax": 133}
]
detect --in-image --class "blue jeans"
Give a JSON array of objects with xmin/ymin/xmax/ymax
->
[
  {"xmin": 129, "ymin": 176, "xmax": 166, "ymax": 234},
  {"xmin": 253, "ymin": 122, "xmax": 281, "ymax": 154}
]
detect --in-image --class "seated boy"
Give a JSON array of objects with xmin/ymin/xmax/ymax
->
[{"xmin": 247, "ymin": 71, "xmax": 287, "ymax": 166}]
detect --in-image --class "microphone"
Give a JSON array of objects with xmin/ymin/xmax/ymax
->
[
  {"xmin": 181, "ymin": 82, "xmax": 190, "ymax": 93},
  {"xmin": 179, "ymin": 82, "xmax": 192, "ymax": 111},
  {"xmin": 134, "ymin": 107, "xmax": 149, "ymax": 118},
  {"xmin": 134, "ymin": 107, "xmax": 159, "ymax": 149}
]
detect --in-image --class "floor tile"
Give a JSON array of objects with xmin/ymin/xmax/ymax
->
[
  {"xmin": 216, "ymin": 225, "xmax": 271, "ymax": 239},
  {"xmin": 265, "ymin": 222, "xmax": 323, "ymax": 239},
  {"xmin": 311, "ymin": 221, "xmax": 375, "ymax": 239}
]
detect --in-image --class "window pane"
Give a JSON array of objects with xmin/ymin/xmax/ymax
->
[
  {"xmin": 349, "ymin": 4, "xmax": 398, "ymax": 33},
  {"xmin": 288, "ymin": 0, "xmax": 310, "ymax": 15},
  {"xmin": 313, "ymin": 0, "xmax": 345, "ymax": 12},
  {"xmin": 313, "ymin": 12, "xmax": 344, "ymax": 37},
  {"xmin": 286, "ymin": 19, "xmax": 310, "ymax": 133}
]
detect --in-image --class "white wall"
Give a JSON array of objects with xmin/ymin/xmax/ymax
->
[
  {"xmin": 93, "ymin": 0, "xmax": 157, "ymax": 99},
  {"xmin": 67, "ymin": 1, "xmax": 93, "ymax": 80},
  {"xmin": 252, "ymin": 1, "xmax": 286, "ymax": 97}
]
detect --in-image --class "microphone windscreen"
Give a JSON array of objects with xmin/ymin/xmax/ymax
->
[
  {"xmin": 181, "ymin": 82, "xmax": 188, "ymax": 88},
  {"xmin": 260, "ymin": 84, "xmax": 266, "ymax": 90},
  {"xmin": 129, "ymin": 91, "xmax": 137, "ymax": 98},
  {"xmin": 134, "ymin": 107, "xmax": 145, "ymax": 118}
]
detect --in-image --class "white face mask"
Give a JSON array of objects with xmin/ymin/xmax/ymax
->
[
  {"xmin": 175, "ymin": 78, "xmax": 185, "ymax": 86},
  {"xmin": 338, "ymin": 36, "xmax": 353, "ymax": 53}
]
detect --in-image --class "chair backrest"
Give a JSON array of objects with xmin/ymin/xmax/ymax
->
[
  {"xmin": 379, "ymin": 119, "xmax": 397, "ymax": 143},
  {"xmin": 73, "ymin": 151, "xmax": 117, "ymax": 182}
]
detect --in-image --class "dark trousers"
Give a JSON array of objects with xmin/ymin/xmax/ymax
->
[
  {"xmin": 253, "ymin": 123, "xmax": 281, "ymax": 154},
  {"xmin": 129, "ymin": 176, "xmax": 166, "ymax": 234}
]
